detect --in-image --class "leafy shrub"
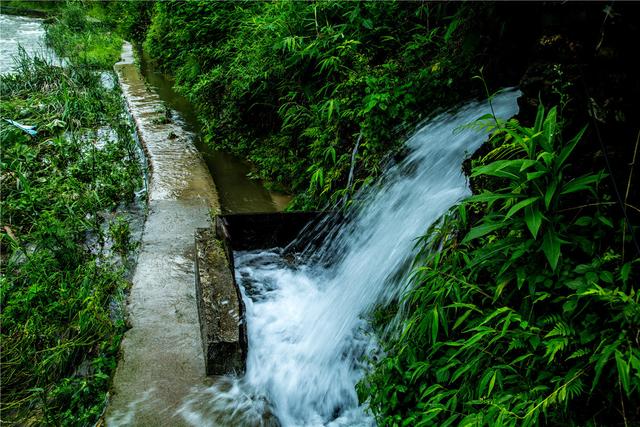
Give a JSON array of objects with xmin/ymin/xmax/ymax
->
[{"xmin": 360, "ymin": 106, "xmax": 640, "ymax": 426}]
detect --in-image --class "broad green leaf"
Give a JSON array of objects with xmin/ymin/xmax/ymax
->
[
  {"xmin": 542, "ymin": 230, "xmax": 562, "ymax": 270},
  {"xmin": 524, "ymin": 205, "xmax": 543, "ymax": 239},
  {"xmin": 505, "ymin": 196, "xmax": 539, "ymax": 219},
  {"xmin": 574, "ymin": 216, "xmax": 592, "ymax": 226}
]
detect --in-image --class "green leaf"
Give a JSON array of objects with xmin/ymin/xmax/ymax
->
[
  {"xmin": 560, "ymin": 174, "xmax": 601, "ymax": 195},
  {"xmin": 557, "ymin": 125, "xmax": 587, "ymax": 167},
  {"xmin": 574, "ymin": 216, "xmax": 592, "ymax": 226},
  {"xmin": 524, "ymin": 205, "xmax": 543, "ymax": 239},
  {"xmin": 432, "ymin": 306, "xmax": 439, "ymax": 343},
  {"xmin": 541, "ymin": 106, "xmax": 557, "ymax": 151},
  {"xmin": 526, "ymin": 170, "xmax": 547, "ymax": 181},
  {"xmin": 466, "ymin": 192, "xmax": 510, "ymax": 204},
  {"xmin": 533, "ymin": 104, "xmax": 545, "ymax": 133},
  {"xmin": 620, "ymin": 262, "xmax": 631, "ymax": 284},
  {"xmin": 453, "ymin": 309, "xmax": 473, "ymax": 330},
  {"xmin": 443, "ymin": 16, "xmax": 461, "ymax": 42},
  {"xmin": 487, "ymin": 370, "xmax": 497, "ymax": 397},
  {"xmin": 324, "ymin": 146, "xmax": 336, "ymax": 164},
  {"xmin": 471, "ymin": 160, "xmax": 521, "ymax": 180},
  {"xmin": 462, "ymin": 221, "xmax": 506, "ymax": 243},
  {"xmin": 615, "ymin": 350, "xmax": 631, "ymax": 396},
  {"xmin": 544, "ymin": 180, "xmax": 557, "ymax": 209},
  {"xmin": 542, "ymin": 230, "xmax": 562, "ymax": 270},
  {"xmin": 505, "ymin": 196, "xmax": 539, "ymax": 219}
]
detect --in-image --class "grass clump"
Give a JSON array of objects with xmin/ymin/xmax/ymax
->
[
  {"xmin": 0, "ymin": 15, "xmax": 141, "ymax": 426},
  {"xmin": 44, "ymin": 2, "xmax": 122, "ymax": 70},
  {"xmin": 360, "ymin": 106, "xmax": 640, "ymax": 426}
]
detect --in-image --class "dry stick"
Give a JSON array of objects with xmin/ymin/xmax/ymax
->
[
  {"xmin": 619, "ymin": 374, "xmax": 629, "ymax": 427},
  {"xmin": 622, "ymin": 130, "xmax": 639, "ymax": 262}
]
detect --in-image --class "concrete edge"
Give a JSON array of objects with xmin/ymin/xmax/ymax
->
[{"xmin": 194, "ymin": 227, "xmax": 247, "ymax": 376}]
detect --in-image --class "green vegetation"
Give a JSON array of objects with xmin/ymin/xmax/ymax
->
[
  {"xmin": 0, "ymin": 8, "xmax": 142, "ymax": 425},
  {"xmin": 2, "ymin": 2, "xmax": 637, "ymax": 426},
  {"xmin": 45, "ymin": 3, "xmax": 123, "ymax": 69},
  {"xmin": 123, "ymin": 1, "xmax": 493, "ymax": 208},
  {"xmin": 0, "ymin": 1, "xmax": 61, "ymax": 17},
  {"xmin": 360, "ymin": 106, "xmax": 639, "ymax": 425}
]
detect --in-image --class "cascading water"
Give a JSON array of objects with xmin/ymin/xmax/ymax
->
[{"xmin": 178, "ymin": 90, "xmax": 520, "ymax": 426}]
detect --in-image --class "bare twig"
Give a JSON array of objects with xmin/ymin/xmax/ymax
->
[{"xmin": 622, "ymin": 130, "xmax": 639, "ymax": 261}]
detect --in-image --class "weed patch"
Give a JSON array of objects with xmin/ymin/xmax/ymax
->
[{"xmin": 0, "ymin": 13, "xmax": 141, "ymax": 425}]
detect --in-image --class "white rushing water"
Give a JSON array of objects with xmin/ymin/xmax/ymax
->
[
  {"xmin": 178, "ymin": 90, "xmax": 520, "ymax": 426},
  {"xmin": 0, "ymin": 14, "xmax": 60, "ymax": 75}
]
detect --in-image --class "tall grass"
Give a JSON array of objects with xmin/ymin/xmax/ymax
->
[{"xmin": 0, "ymin": 20, "xmax": 141, "ymax": 426}]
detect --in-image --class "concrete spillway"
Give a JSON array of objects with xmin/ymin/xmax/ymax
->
[{"xmin": 106, "ymin": 42, "xmax": 220, "ymax": 426}]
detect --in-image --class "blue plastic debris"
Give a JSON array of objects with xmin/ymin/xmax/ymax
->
[{"xmin": 4, "ymin": 119, "xmax": 37, "ymax": 136}]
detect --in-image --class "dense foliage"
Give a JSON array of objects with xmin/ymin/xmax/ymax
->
[
  {"xmin": 120, "ymin": 1, "xmax": 497, "ymax": 208},
  {"xmin": 44, "ymin": 3, "xmax": 123, "ymax": 70},
  {"xmin": 0, "ymin": 14, "xmax": 142, "ymax": 426},
  {"xmin": 361, "ymin": 106, "xmax": 640, "ymax": 425}
]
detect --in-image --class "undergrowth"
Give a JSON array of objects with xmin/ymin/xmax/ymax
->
[
  {"xmin": 45, "ymin": 2, "xmax": 122, "ymax": 70},
  {"xmin": 118, "ymin": 1, "xmax": 496, "ymax": 209},
  {"xmin": 0, "ymin": 13, "xmax": 141, "ymax": 426},
  {"xmin": 360, "ymin": 105, "xmax": 640, "ymax": 426}
]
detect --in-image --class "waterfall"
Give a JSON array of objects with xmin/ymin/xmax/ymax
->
[{"xmin": 177, "ymin": 90, "xmax": 520, "ymax": 427}]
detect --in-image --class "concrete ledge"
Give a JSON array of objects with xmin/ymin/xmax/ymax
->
[{"xmin": 194, "ymin": 228, "xmax": 247, "ymax": 376}]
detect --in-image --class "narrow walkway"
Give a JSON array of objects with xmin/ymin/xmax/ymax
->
[{"xmin": 106, "ymin": 43, "xmax": 219, "ymax": 426}]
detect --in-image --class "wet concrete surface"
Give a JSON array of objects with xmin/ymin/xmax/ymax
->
[{"xmin": 106, "ymin": 43, "xmax": 219, "ymax": 426}]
